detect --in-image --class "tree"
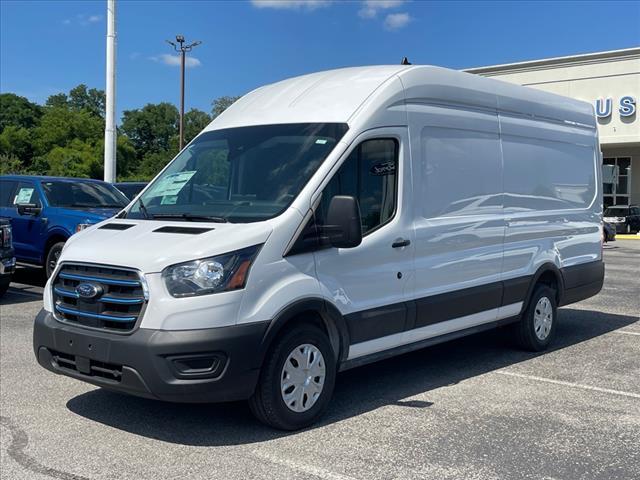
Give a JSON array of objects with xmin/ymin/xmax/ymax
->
[
  {"xmin": 211, "ymin": 95, "xmax": 241, "ymax": 119},
  {"xmin": 69, "ymin": 84, "xmax": 106, "ymax": 117},
  {"xmin": 0, "ymin": 154, "xmax": 25, "ymax": 175},
  {"xmin": 32, "ymin": 107, "xmax": 103, "ymax": 156},
  {"xmin": 184, "ymin": 108, "xmax": 211, "ymax": 143},
  {"xmin": 44, "ymin": 139, "xmax": 102, "ymax": 178},
  {"xmin": 45, "ymin": 93, "xmax": 69, "ymax": 109},
  {"xmin": 0, "ymin": 93, "xmax": 42, "ymax": 133},
  {"xmin": 121, "ymin": 103, "xmax": 179, "ymax": 159},
  {"xmin": 0, "ymin": 126, "xmax": 34, "ymax": 162}
]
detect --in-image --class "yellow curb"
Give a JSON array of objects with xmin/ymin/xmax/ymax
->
[{"xmin": 616, "ymin": 234, "xmax": 640, "ymax": 240}]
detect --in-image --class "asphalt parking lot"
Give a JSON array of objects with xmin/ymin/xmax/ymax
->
[{"xmin": 1, "ymin": 241, "xmax": 638, "ymax": 480}]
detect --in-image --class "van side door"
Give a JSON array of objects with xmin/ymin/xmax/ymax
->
[
  {"xmin": 311, "ymin": 128, "xmax": 415, "ymax": 360},
  {"xmin": 408, "ymin": 104, "xmax": 508, "ymax": 328}
]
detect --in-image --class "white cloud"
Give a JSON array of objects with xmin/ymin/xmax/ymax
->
[
  {"xmin": 251, "ymin": 0, "xmax": 332, "ymax": 10},
  {"xmin": 150, "ymin": 54, "xmax": 202, "ymax": 68},
  {"xmin": 63, "ymin": 14, "xmax": 103, "ymax": 27},
  {"xmin": 384, "ymin": 12, "xmax": 411, "ymax": 30},
  {"xmin": 358, "ymin": 0, "xmax": 405, "ymax": 19}
]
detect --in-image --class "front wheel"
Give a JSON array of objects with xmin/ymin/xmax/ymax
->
[
  {"xmin": 514, "ymin": 285, "xmax": 558, "ymax": 352},
  {"xmin": 249, "ymin": 324, "xmax": 336, "ymax": 430},
  {"xmin": 45, "ymin": 242, "xmax": 65, "ymax": 278}
]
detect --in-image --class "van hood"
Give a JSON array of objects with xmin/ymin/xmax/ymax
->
[{"xmin": 59, "ymin": 219, "xmax": 273, "ymax": 273}]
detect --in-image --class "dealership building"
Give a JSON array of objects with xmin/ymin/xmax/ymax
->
[{"xmin": 467, "ymin": 47, "xmax": 640, "ymax": 208}]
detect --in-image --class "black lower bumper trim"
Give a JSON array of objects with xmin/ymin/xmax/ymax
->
[
  {"xmin": 34, "ymin": 309, "xmax": 269, "ymax": 403},
  {"xmin": 559, "ymin": 260, "xmax": 605, "ymax": 306}
]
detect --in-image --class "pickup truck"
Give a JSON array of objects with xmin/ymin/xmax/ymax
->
[{"xmin": 0, "ymin": 175, "xmax": 129, "ymax": 277}]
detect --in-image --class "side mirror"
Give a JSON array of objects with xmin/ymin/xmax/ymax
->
[
  {"xmin": 17, "ymin": 203, "xmax": 41, "ymax": 216},
  {"xmin": 326, "ymin": 195, "xmax": 362, "ymax": 248}
]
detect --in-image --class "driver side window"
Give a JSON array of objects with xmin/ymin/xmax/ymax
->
[
  {"xmin": 288, "ymin": 138, "xmax": 399, "ymax": 256},
  {"xmin": 318, "ymin": 138, "xmax": 398, "ymax": 235}
]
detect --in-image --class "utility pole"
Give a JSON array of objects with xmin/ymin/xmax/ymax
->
[
  {"xmin": 166, "ymin": 35, "xmax": 201, "ymax": 150},
  {"xmin": 104, "ymin": 0, "xmax": 117, "ymax": 183}
]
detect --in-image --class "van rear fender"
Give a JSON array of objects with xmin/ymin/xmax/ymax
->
[{"xmin": 522, "ymin": 263, "xmax": 564, "ymax": 311}]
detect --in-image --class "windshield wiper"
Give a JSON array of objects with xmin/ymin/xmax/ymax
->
[
  {"xmin": 130, "ymin": 197, "xmax": 150, "ymax": 219},
  {"xmin": 150, "ymin": 213, "xmax": 228, "ymax": 223}
]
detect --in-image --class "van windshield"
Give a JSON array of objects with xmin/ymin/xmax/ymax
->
[{"xmin": 127, "ymin": 123, "xmax": 348, "ymax": 223}]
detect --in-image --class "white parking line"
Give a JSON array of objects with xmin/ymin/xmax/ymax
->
[
  {"xmin": 253, "ymin": 450, "xmax": 359, "ymax": 480},
  {"xmin": 495, "ymin": 371, "xmax": 640, "ymax": 399},
  {"xmin": 614, "ymin": 330, "xmax": 640, "ymax": 336}
]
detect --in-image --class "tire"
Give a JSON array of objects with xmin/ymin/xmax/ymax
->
[
  {"xmin": 0, "ymin": 276, "xmax": 10, "ymax": 298},
  {"xmin": 249, "ymin": 323, "xmax": 336, "ymax": 430},
  {"xmin": 514, "ymin": 285, "xmax": 558, "ymax": 352},
  {"xmin": 45, "ymin": 241, "xmax": 65, "ymax": 279},
  {"xmin": 626, "ymin": 224, "xmax": 631, "ymax": 234}
]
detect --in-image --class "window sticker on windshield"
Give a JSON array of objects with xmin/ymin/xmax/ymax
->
[
  {"xmin": 315, "ymin": 138, "xmax": 328, "ymax": 145},
  {"xmin": 148, "ymin": 171, "xmax": 196, "ymax": 197},
  {"xmin": 14, "ymin": 187, "xmax": 34, "ymax": 204}
]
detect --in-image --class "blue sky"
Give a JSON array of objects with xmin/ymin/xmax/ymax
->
[{"xmin": 1, "ymin": 0, "xmax": 639, "ymax": 120}]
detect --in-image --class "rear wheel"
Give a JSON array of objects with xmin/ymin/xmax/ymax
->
[
  {"xmin": 45, "ymin": 242, "xmax": 65, "ymax": 278},
  {"xmin": 249, "ymin": 324, "xmax": 336, "ymax": 430},
  {"xmin": 514, "ymin": 285, "xmax": 557, "ymax": 351}
]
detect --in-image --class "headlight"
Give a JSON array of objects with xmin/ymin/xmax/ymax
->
[
  {"xmin": 76, "ymin": 223, "xmax": 93, "ymax": 233},
  {"xmin": 163, "ymin": 244, "xmax": 262, "ymax": 298}
]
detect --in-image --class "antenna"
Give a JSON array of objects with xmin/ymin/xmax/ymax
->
[{"xmin": 401, "ymin": 57, "xmax": 412, "ymax": 65}]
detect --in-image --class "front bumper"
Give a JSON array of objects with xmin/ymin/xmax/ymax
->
[{"xmin": 34, "ymin": 309, "xmax": 269, "ymax": 403}]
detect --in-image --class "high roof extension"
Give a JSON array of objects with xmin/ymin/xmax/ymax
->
[{"xmin": 205, "ymin": 65, "xmax": 596, "ymax": 133}]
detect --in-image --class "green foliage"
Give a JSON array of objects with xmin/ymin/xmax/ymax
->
[
  {"xmin": 32, "ymin": 107, "xmax": 103, "ymax": 156},
  {"xmin": 45, "ymin": 139, "xmax": 102, "ymax": 178},
  {"xmin": 0, "ymin": 154, "xmax": 25, "ymax": 175},
  {"xmin": 211, "ymin": 96, "xmax": 240, "ymax": 119},
  {"xmin": 0, "ymin": 93, "xmax": 42, "ymax": 132},
  {"xmin": 121, "ymin": 102, "xmax": 179, "ymax": 157},
  {"xmin": 0, "ymin": 88, "xmax": 241, "ymax": 181},
  {"xmin": 0, "ymin": 126, "xmax": 34, "ymax": 160},
  {"xmin": 184, "ymin": 108, "xmax": 212, "ymax": 143}
]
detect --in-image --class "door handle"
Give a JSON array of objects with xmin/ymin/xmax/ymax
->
[{"xmin": 392, "ymin": 238, "xmax": 411, "ymax": 248}]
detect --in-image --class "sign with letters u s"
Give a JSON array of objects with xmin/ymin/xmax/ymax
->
[{"xmin": 595, "ymin": 96, "xmax": 636, "ymax": 119}]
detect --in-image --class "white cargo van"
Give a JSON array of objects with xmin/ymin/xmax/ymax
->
[{"xmin": 34, "ymin": 66, "xmax": 604, "ymax": 430}]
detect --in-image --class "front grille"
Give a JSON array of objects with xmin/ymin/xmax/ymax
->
[
  {"xmin": 52, "ymin": 263, "xmax": 146, "ymax": 333},
  {"xmin": 51, "ymin": 349, "xmax": 123, "ymax": 382}
]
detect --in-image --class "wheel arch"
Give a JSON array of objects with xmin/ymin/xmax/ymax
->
[
  {"xmin": 523, "ymin": 263, "xmax": 564, "ymax": 311},
  {"xmin": 258, "ymin": 298, "xmax": 350, "ymax": 369}
]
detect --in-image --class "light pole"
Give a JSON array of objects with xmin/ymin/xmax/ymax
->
[
  {"xmin": 166, "ymin": 35, "xmax": 201, "ymax": 150},
  {"xmin": 104, "ymin": 0, "xmax": 117, "ymax": 182}
]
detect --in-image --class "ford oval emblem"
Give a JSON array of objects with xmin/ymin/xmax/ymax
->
[{"xmin": 75, "ymin": 282, "xmax": 102, "ymax": 300}]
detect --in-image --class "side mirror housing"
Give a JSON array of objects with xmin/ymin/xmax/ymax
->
[
  {"xmin": 326, "ymin": 195, "xmax": 362, "ymax": 248},
  {"xmin": 17, "ymin": 203, "xmax": 41, "ymax": 216}
]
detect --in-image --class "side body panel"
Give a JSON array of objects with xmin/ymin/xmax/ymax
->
[{"xmin": 499, "ymin": 111, "xmax": 602, "ymax": 285}]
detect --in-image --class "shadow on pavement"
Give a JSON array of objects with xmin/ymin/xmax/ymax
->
[
  {"xmin": 11, "ymin": 266, "xmax": 46, "ymax": 288},
  {"xmin": 66, "ymin": 308, "xmax": 638, "ymax": 446}
]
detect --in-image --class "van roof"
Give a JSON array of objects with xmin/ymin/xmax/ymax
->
[{"xmin": 204, "ymin": 65, "xmax": 595, "ymax": 132}]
